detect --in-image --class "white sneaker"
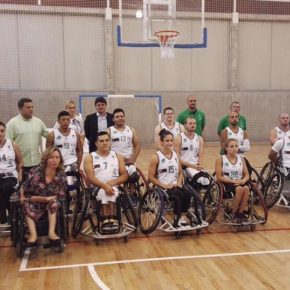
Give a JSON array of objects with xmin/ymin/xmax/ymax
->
[{"xmin": 178, "ymin": 216, "xmax": 189, "ymax": 227}]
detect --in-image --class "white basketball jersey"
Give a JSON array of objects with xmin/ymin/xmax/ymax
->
[
  {"xmin": 160, "ymin": 121, "xmax": 182, "ymax": 138},
  {"xmin": 179, "ymin": 132, "xmax": 200, "ymax": 165},
  {"xmin": 226, "ymin": 127, "xmax": 244, "ymax": 146},
  {"xmin": 69, "ymin": 118, "xmax": 82, "ymax": 135},
  {"xmin": 275, "ymin": 127, "xmax": 290, "ymax": 140},
  {"xmin": 0, "ymin": 139, "xmax": 17, "ymax": 178},
  {"xmin": 91, "ymin": 150, "xmax": 119, "ymax": 183},
  {"xmin": 109, "ymin": 125, "xmax": 133, "ymax": 159},
  {"xmin": 53, "ymin": 129, "xmax": 77, "ymax": 166},
  {"xmin": 222, "ymin": 155, "xmax": 243, "ymax": 180},
  {"xmin": 280, "ymin": 137, "xmax": 290, "ymax": 168},
  {"xmin": 156, "ymin": 150, "xmax": 179, "ymax": 185}
]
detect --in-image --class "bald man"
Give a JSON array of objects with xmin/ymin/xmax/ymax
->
[{"xmin": 269, "ymin": 113, "xmax": 290, "ymax": 145}]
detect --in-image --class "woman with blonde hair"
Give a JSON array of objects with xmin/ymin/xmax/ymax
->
[{"xmin": 20, "ymin": 147, "xmax": 67, "ymax": 246}]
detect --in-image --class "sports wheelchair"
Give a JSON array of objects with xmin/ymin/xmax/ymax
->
[
  {"xmin": 212, "ymin": 181, "xmax": 268, "ymax": 231},
  {"xmin": 65, "ymin": 165, "xmax": 87, "ymax": 214},
  {"xmin": 71, "ymin": 186, "xmax": 138, "ymax": 243},
  {"xmin": 138, "ymin": 185, "xmax": 208, "ymax": 239},
  {"xmin": 183, "ymin": 170, "xmax": 222, "ymax": 225},
  {"xmin": 262, "ymin": 162, "xmax": 290, "ymax": 209},
  {"xmin": 123, "ymin": 165, "xmax": 149, "ymax": 208},
  {"xmin": 9, "ymin": 193, "xmax": 67, "ymax": 258}
]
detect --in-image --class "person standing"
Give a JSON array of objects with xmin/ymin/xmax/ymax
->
[
  {"xmin": 177, "ymin": 95, "xmax": 205, "ymax": 137},
  {"xmin": 269, "ymin": 113, "xmax": 290, "ymax": 145},
  {"xmin": 217, "ymin": 101, "xmax": 247, "ymax": 136},
  {"xmin": 84, "ymin": 97, "xmax": 114, "ymax": 153},
  {"xmin": 6, "ymin": 98, "xmax": 48, "ymax": 180}
]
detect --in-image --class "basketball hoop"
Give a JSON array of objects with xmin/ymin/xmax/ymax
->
[{"xmin": 154, "ymin": 30, "xmax": 179, "ymax": 59}]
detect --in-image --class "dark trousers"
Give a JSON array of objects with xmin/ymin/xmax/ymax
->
[
  {"xmin": 0, "ymin": 177, "xmax": 17, "ymax": 223},
  {"xmin": 167, "ymin": 188, "xmax": 191, "ymax": 217}
]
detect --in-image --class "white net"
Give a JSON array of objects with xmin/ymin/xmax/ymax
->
[{"xmin": 155, "ymin": 30, "xmax": 179, "ymax": 59}]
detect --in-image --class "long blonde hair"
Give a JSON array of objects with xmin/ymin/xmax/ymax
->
[{"xmin": 40, "ymin": 147, "xmax": 64, "ymax": 174}]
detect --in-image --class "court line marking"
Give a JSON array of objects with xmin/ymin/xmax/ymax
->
[
  {"xmin": 88, "ymin": 265, "xmax": 110, "ymax": 290},
  {"xmin": 19, "ymin": 248, "xmax": 31, "ymax": 271},
  {"xmin": 19, "ymin": 248, "xmax": 290, "ymax": 272}
]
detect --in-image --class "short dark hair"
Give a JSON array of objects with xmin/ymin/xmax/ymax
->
[
  {"xmin": 18, "ymin": 98, "xmax": 32, "ymax": 109},
  {"xmin": 96, "ymin": 131, "xmax": 110, "ymax": 141},
  {"xmin": 58, "ymin": 111, "xmax": 70, "ymax": 120},
  {"xmin": 95, "ymin": 97, "xmax": 107, "ymax": 106},
  {"xmin": 159, "ymin": 128, "xmax": 173, "ymax": 141},
  {"xmin": 0, "ymin": 121, "xmax": 5, "ymax": 129},
  {"xmin": 113, "ymin": 108, "xmax": 125, "ymax": 117},
  {"xmin": 163, "ymin": 107, "xmax": 174, "ymax": 114}
]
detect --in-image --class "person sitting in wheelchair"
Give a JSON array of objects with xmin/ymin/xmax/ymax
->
[
  {"xmin": 46, "ymin": 111, "xmax": 84, "ymax": 212},
  {"xmin": 269, "ymin": 135, "xmax": 290, "ymax": 180},
  {"xmin": 148, "ymin": 129, "xmax": 191, "ymax": 228},
  {"xmin": 20, "ymin": 147, "xmax": 67, "ymax": 246},
  {"xmin": 84, "ymin": 131, "xmax": 128, "ymax": 234},
  {"xmin": 174, "ymin": 117, "xmax": 209, "ymax": 188},
  {"xmin": 215, "ymin": 139, "xmax": 250, "ymax": 223}
]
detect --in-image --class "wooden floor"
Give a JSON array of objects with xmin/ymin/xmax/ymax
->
[{"xmin": 1, "ymin": 143, "xmax": 290, "ymax": 290}]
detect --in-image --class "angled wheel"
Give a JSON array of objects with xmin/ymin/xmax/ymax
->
[
  {"xmin": 138, "ymin": 188, "xmax": 164, "ymax": 234},
  {"xmin": 72, "ymin": 189, "xmax": 89, "ymax": 238},
  {"xmin": 184, "ymin": 185, "xmax": 206, "ymax": 226},
  {"xmin": 248, "ymin": 182, "xmax": 268, "ymax": 224},
  {"xmin": 57, "ymin": 200, "xmax": 68, "ymax": 241},
  {"xmin": 260, "ymin": 162, "xmax": 274, "ymax": 186},
  {"xmin": 119, "ymin": 189, "xmax": 138, "ymax": 228},
  {"xmin": 263, "ymin": 173, "xmax": 284, "ymax": 208},
  {"xmin": 10, "ymin": 201, "xmax": 20, "ymax": 246},
  {"xmin": 201, "ymin": 182, "xmax": 223, "ymax": 224},
  {"xmin": 250, "ymin": 167, "xmax": 264, "ymax": 193}
]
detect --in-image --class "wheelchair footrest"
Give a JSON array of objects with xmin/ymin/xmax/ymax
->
[
  {"xmin": 83, "ymin": 222, "xmax": 136, "ymax": 240},
  {"xmin": 158, "ymin": 217, "xmax": 208, "ymax": 233}
]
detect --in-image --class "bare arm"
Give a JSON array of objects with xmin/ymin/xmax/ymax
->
[
  {"xmin": 154, "ymin": 124, "xmax": 162, "ymax": 149},
  {"xmin": 198, "ymin": 136, "xmax": 204, "ymax": 168},
  {"xmin": 75, "ymin": 132, "xmax": 83, "ymax": 168},
  {"xmin": 220, "ymin": 129, "xmax": 228, "ymax": 152},
  {"xmin": 268, "ymin": 149, "xmax": 279, "ymax": 165},
  {"xmin": 180, "ymin": 124, "xmax": 185, "ymax": 133},
  {"xmin": 131, "ymin": 127, "xmax": 141, "ymax": 163},
  {"xmin": 173, "ymin": 134, "xmax": 181, "ymax": 156},
  {"xmin": 46, "ymin": 131, "xmax": 54, "ymax": 148},
  {"xmin": 13, "ymin": 142, "xmax": 23, "ymax": 182},
  {"xmin": 269, "ymin": 129, "xmax": 277, "ymax": 145}
]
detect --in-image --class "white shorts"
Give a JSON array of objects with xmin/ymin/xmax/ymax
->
[{"xmin": 97, "ymin": 186, "xmax": 119, "ymax": 204}]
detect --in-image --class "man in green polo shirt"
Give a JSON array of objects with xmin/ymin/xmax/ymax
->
[
  {"xmin": 217, "ymin": 101, "xmax": 247, "ymax": 136},
  {"xmin": 177, "ymin": 95, "xmax": 205, "ymax": 136},
  {"xmin": 6, "ymin": 98, "xmax": 48, "ymax": 179}
]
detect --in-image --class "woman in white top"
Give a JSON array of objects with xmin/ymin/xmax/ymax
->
[
  {"xmin": 0, "ymin": 121, "xmax": 23, "ymax": 225},
  {"xmin": 215, "ymin": 139, "xmax": 250, "ymax": 223},
  {"xmin": 148, "ymin": 129, "xmax": 191, "ymax": 227}
]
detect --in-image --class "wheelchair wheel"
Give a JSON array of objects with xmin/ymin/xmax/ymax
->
[
  {"xmin": 10, "ymin": 201, "xmax": 20, "ymax": 246},
  {"xmin": 72, "ymin": 189, "xmax": 89, "ymax": 238},
  {"xmin": 263, "ymin": 173, "xmax": 284, "ymax": 208},
  {"xmin": 57, "ymin": 200, "xmax": 68, "ymax": 241},
  {"xmin": 185, "ymin": 186, "xmax": 206, "ymax": 226},
  {"xmin": 260, "ymin": 162, "xmax": 274, "ymax": 185},
  {"xmin": 201, "ymin": 182, "xmax": 222, "ymax": 224},
  {"xmin": 250, "ymin": 167, "xmax": 264, "ymax": 192},
  {"xmin": 119, "ymin": 190, "xmax": 138, "ymax": 228},
  {"xmin": 138, "ymin": 188, "xmax": 164, "ymax": 234},
  {"xmin": 248, "ymin": 182, "xmax": 268, "ymax": 224},
  {"xmin": 16, "ymin": 211, "xmax": 25, "ymax": 258}
]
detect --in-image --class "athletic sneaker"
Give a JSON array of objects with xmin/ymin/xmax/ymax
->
[
  {"xmin": 0, "ymin": 222, "xmax": 10, "ymax": 228},
  {"xmin": 178, "ymin": 216, "xmax": 189, "ymax": 227}
]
